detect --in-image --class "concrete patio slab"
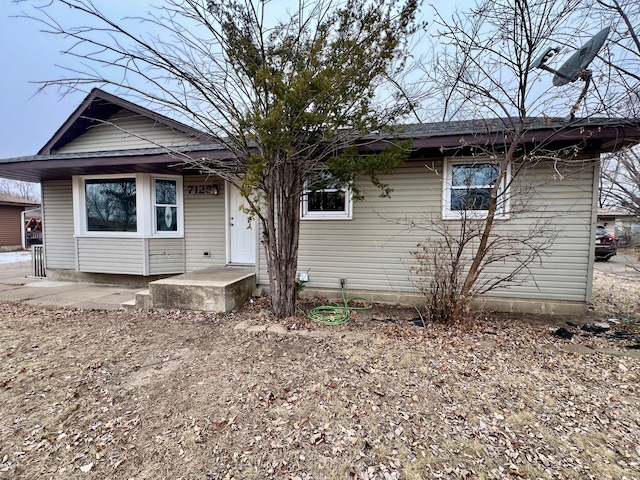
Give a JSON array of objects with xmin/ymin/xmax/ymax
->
[{"xmin": 0, "ymin": 260, "xmax": 139, "ymax": 309}]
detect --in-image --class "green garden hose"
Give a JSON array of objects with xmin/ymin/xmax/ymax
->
[{"xmin": 298, "ymin": 288, "xmax": 371, "ymax": 326}]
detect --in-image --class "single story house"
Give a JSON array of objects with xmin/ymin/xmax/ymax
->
[
  {"xmin": 1, "ymin": 89, "xmax": 639, "ymax": 313},
  {"xmin": 0, "ymin": 194, "xmax": 40, "ymax": 251}
]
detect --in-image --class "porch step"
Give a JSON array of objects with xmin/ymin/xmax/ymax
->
[
  {"xmin": 148, "ymin": 267, "xmax": 255, "ymax": 313},
  {"xmin": 121, "ymin": 299, "xmax": 137, "ymax": 309},
  {"xmin": 135, "ymin": 289, "xmax": 152, "ymax": 309},
  {"xmin": 121, "ymin": 289, "xmax": 152, "ymax": 310}
]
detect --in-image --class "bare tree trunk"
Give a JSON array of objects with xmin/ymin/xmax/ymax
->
[
  {"xmin": 460, "ymin": 146, "xmax": 517, "ymax": 299},
  {"xmin": 460, "ymin": 190, "xmax": 498, "ymax": 299},
  {"xmin": 261, "ymin": 158, "xmax": 301, "ymax": 318}
]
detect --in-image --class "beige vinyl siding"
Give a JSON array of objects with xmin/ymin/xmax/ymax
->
[
  {"xmin": 41, "ymin": 180, "xmax": 76, "ymax": 269},
  {"xmin": 77, "ymin": 237, "xmax": 144, "ymax": 274},
  {"xmin": 259, "ymin": 160, "xmax": 596, "ymax": 303},
  {"xmin": 484, "ymin": 160, "xmax": 594, "ymax": 301},
  {"xmin": 258, "ymin": 227, "xmax": 268, "ymax": 284},
  {"xmin": 149, "ymin": 238, "xmax": 185, "ymax": 275},
  {"xmin": 184, "ymin": 176, "xmax": 226, "ymax": 271},
  {"xmin": 55, "ymin": 109, "xmax": 199, "ymax": 154}
]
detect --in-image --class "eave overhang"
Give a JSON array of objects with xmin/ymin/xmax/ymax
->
[
  {"xmin": 2, "ymin": 117, "xmax": 639, "ymax": 183},
  {"xmin": 0, "ymin": 145, "xmax": 233, "ymax": 183}
]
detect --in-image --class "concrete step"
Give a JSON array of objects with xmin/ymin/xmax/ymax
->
[
  {"xmin": 135, "ymin": 289, "xmax": 152, "ymax": 309},
  {"xmin": 121, "ymin": 299, "xmax": 137, "ymax": 309},
  {"xmin": 149, "ymin": 267, "xmax": 255, "ymax": 312},
  {"xmin": 121, "ymin": 289, "xmax": 151, "ymax": 310}
]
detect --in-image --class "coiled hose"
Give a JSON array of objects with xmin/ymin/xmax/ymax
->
[{"xmin": 299, "ymin": 288, "xmax": 371, "ymax": 326}]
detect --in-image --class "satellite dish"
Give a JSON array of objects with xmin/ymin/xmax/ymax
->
[
  {"xmin": 531, "ymin": 47, "xmax": 560, "ymax": 70},
  {"xmin": 553, "ymin": 27, "xmax": 610, "ymax": 86},
  {"xmin": 531, "ymin": 27, "xmax": 611, "ymax": 120}
]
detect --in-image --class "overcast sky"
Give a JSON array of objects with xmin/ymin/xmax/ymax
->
[
  {"xmin": 2, "ymin": 0, "xmax": 612, "ymax": 162},
  {"xmin": 0, "ymin": 2, "xmax": 150, "ymax": 159},
  {"xmin": 0, "ymin": 1, "xmax": 467, "ymax": 160}
]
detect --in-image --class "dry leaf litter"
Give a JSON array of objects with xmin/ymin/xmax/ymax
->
[{"xmin": 0, "ymin": 269, "xmax": 639, "ymax": 479}]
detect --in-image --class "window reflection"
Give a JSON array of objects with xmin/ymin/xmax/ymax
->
[
  {"xmin": 305, "ymin": 172, "xmax": 348, "ymax": 213},
  {"xmin": 450, "ymin": 163, "xmax": 500, "ymax": 211},
  {"xmin": 85, "ymin": 179, "xmax": 137, "ymax": 232}
]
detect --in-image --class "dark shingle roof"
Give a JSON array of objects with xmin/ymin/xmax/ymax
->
[
  {"xmin": 0, "ymin": 143, "xmax": 229, "ymax": 165},
  {"xmin": 0, "ymin": 114, "xmax": 639, "ymax": 183},
  {"xmin": 390, "ymin": 117, "xmax": 638, "ymax": 138}
]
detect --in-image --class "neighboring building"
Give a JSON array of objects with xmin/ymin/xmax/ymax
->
[
  {"xmin": 597, "ymin": 208, "xmax": 640, "ymax": 246},
  {"xmin": 1, "ymin": 88, "xmax": 639, "ymax": 313},
  {"xmin": 0, "ymin": 194, "xmax": 40, "ymax": 251},
  {"xmin": 24, "ymin": 209, "xmax": 43, "ymax": 247}
]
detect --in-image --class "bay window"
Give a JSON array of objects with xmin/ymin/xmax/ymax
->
[
  {"xmin": 73, "ymin": 173, "xmax": 183, "ymax": 236},
  {"xmin": 154, "ymin": 179, "xmax": 178, "ymax": 233},
  {"xmin": 85, "ymin": 178, "xmax": 137, "ymax": 232}
]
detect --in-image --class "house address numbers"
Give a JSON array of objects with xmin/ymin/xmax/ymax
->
[{"xmin": 187, "ymin": 184, "xmax": 218, "ymax": 195}]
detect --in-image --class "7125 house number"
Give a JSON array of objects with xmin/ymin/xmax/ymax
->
[{"xmin": 187, "ymin": 184, "xmax": 218, "ymax": 195}]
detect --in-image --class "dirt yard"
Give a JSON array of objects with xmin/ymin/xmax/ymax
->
[{"xmin": 1, "ymin": 263, "xmax": 639, "ymax": 479}]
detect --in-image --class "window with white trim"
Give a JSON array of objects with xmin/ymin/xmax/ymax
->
[
  {"xmin": 85, "ymin": 177, "xmax": 137, "ymax": 232},
  {"xmin": 73, "ymin": 173, "xmax": 183, "ymax": 236},
  {"xmin": 442, "ymin": 159, "xmax": 509, "ymax": 219},
  {"xmin": 301, "ymin": 171, "xmax": 352, "ymax": 220},
  {"xmin": 154, "ymin": 178, "xmax": 178, "ymax": 233}
]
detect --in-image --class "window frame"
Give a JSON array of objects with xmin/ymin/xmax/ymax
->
[
  {"xmin": 301, "ymin": 172, "xmax": 353, "ymax": 220},
  {"xmin": 82, "ymin": 175, "xmax": 139, "ymax": 234},
  {"xmin": 152, "ymin": 176, "xmax": 182, "ymax": 236},
  {"xmin": 442, "ymin": 158, "xmax": 510, "ymax": 220},
  {"xmin": 73, "ymin": 173, "xmax": 184, "ymax": 237}
]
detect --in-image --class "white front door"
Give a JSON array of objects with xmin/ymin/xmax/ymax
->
[{"xmin": 228, "ymin": 184, "xmax": 256, "ymax": 265}]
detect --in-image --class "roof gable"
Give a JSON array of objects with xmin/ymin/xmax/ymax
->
[{"xmin": 38, "ymin": 88, "xmax": 208, "ymax": 155}]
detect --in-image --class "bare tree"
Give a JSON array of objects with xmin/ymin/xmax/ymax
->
[
  {"xmin": 589, "ymin": 1, "xmax": 640, "ymax": 218},
  {"xmin": 24, "ymin": 0, "xmax": 424, "ymax": 318},
  {"xmin": 0, "ymin": 178, "xmax": 40, "ymax": 202},
  {"xmin": 406, "ymin": 0, "xmax": 612, "ymax": 322},
  {"xmin": 410, "ymin": 212, "xmax": 556, "ymax": 323},
  {"xmin": 584, "ymin": 0, "xmax": 640, "ymax": 116},
  {"xmin": 600, "ymin": 148, "xmax": 640, "ymax": 216}
]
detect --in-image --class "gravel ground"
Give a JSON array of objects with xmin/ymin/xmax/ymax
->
[{"xmin": 0, "ymin": 270, "xmax": 639, "ymax": 479}]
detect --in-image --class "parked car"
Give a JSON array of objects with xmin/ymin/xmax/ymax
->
[{"xmin": 595, "ymin": 225, "xmax": 617, "ymax": 261}]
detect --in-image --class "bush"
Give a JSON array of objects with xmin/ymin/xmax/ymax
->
[{"xmin": 411, "ymin": 240, "xmax": 470, "ymax": 324}]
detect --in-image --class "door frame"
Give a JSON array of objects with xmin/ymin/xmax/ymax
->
[{"xmin": 226, "ymin": 182, "xmax": 258, "ymax": 265}]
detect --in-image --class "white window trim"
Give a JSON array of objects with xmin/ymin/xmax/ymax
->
[
  {"xmin": 442, "ymin": 158, "xmax": 510, "ymax": 220},
  {"xmin": 151, "ymin": 175, "xmax": 184, "ymax": 236},
  {"xmin": 73, "ymin": 173, "xmax": 184, "ymax": 238},
  {"xmin": 301, "ymin": 177, "xmax": 353, "ymax": 220}
]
